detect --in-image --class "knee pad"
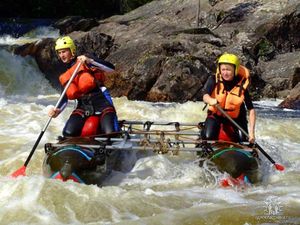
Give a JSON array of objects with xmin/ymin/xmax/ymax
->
[
  {"xmin": 81, "ymin": 116, "xmax": 100, "ymax": 137},
  {"xmin": 218, "ymin": 123, "xmax": 235, "ymax": 141}
]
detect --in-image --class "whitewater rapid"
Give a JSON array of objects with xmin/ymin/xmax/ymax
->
[{"xmin": 0, "ymin": 26, "xmax": 299, "ymax": 225}]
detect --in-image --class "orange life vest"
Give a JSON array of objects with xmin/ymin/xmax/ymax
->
[
  {"xmin": 59, "ymin": 61, "xmax": 105, "ymax": 100},
  {"xmin": 208, "ymin": 65, "xmax": 250, "ymax": 118}
]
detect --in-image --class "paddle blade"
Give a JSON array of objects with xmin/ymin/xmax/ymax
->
[
  {"xmin": 220, "ymin": 178, "xmax": 230, "ymax": 187},
  {"xmin": 11, "ymin": 165, "xmax": 26, "ymax": 177},
  {"xmin": 274, "ymin": 163, "xmax": 285, "ymax": 171},
  {"xmin": 219, "ymin": 174, "xmax": 249, "ymax": 188}
]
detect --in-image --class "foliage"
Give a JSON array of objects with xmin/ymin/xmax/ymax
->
[{"xmin": 256, "ymin": 38, "xmax": 276, "ymax": 61}]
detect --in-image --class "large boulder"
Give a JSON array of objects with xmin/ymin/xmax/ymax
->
[
  {"xmin": 11, "ymin": 0, "xmax": 300, "ymax": 109},
  {"xmin": 53, "ymin": 16, "xmax": 99, "ymax": 34},
  {"xmin": 257, "ymin": 52, "xmax": 300, "ymax": 99}
]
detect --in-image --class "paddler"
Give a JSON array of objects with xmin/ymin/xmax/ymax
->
[
  {"xmin": 48, "ymin": 36, "xmax": 119, "ymax": 137},
  {"xmin": 201, "ymin": 53, "xmax": 256, "ymax": 143}
]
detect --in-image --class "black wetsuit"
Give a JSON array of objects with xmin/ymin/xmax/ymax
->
[{"xmin": 201, "ymin": 75, "xmax": 254, "ymax": 142}]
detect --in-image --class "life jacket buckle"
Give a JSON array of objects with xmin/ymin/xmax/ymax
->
[{"xmin": 83, "ymin": 104, "xmax": 94, "ymax": 117}]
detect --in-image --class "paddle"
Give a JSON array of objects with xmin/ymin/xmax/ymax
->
[
  {"xmin": 215, "ymin": 104, "xmax": 285, "ymax": 171},
  {"xmin": 11, "ymin": 61, "xmax": 83, "ymax": 177}
]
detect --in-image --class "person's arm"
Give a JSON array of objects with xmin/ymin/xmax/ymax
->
[
  {"xmin": 203, "ymin": 76, "xmax": 217, "ymax": 106},
  {"xmin": 244, "ymin": 90, "xmax": 256, "ymax": 143},
  {"xmin": 77, "ymin": 54, "xmax": 115, "ymax": 72},
  {"xmin": 248, "ymin": 108, "xmax": 256, "ymax": 143}
]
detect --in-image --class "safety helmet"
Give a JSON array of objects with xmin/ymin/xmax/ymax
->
[
  {"xmin": 55, "ymin": 36, "xmax": 76, "ymax": 56},
  {"xmin": 218, "ymin": 53, "xmax": 240, "ymax": 75}
]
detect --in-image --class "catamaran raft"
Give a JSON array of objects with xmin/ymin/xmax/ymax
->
[{"xmin": 42, "ymin": 120, "xmax": 263, "ymax": 187}]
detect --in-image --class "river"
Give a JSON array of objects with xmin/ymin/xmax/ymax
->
[{"xmin": 0, "ymin": 23, "xmax": 299, "ymax": 225}]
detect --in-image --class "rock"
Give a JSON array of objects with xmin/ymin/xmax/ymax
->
[
  {"xmin": 53, "ymin": 16, "xmax": 99, "ymax": 34},
  {"xmin": 10, "ymin": 0, "xmax": 300, "ymax": 109},
  {"xmin": 146, "ymin": 56, "xmax": 210, "ymax": 102},
  {"xmin": 127, "ymin": 55, "xmax": 164, "ymax": 100},
  {"xmin": 264, "ymin": 4, "xmax": 300, "ymax": 53},
  {"xmin": 278, "ymin": 83, "xmax": 300, "ymax": 109},
  {"xmin": 277, "ymin": 89, "xmax": 290, "ymax": 99},
  {"xmin": 262, "ymin": 84, "xmax": 277, "ymax": 99},
  {"xmin": 257, "ymin": 52, "xmax": 300, "ymax": 94}
]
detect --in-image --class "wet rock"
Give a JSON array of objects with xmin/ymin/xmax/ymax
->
[
  {"xmin": 261, "ymin": 84, "xmax": 277, "ymax": 99},
  {"xmin": 127, "ymin": 55, "xmax": 164, "ymax": 100},
  {"xmin": 11, "ymin": 0, "xmax": 300, "ymax": 109},
  {"xmin": 53, "ymin": 16, "xmax": 99, "ymax": 34},
  {"xmin": 278, "ymin": 83, "xmax": 300, "ymax": 109},
  {"xmin": 146, "ymin": 56, "xmax": 210, "ymax": 102},
  {"xmin": 258, "ymin": 52, "xmax": 300, "ymax": 94},
  {"xmin": 265, "ymin": 4, "xmax": 300, "ymax": 53}
]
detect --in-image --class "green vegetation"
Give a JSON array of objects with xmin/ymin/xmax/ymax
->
[{"xmin": 257, "ymin": 38, "xmax": 275, "ymax": 57}]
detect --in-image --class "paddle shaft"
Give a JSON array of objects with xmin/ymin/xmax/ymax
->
[
  {"xmin": 215, "ymin": 105, "xmax": 276, "ymax": 164},
  {"xmin": 23, "ymin": 61, "xmax": 83, "ymax": 167}
]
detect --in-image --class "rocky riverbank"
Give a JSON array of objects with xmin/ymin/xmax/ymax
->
[{"xmin": 12, "ymin": 0, "xmax": 300, "ymax": 109}]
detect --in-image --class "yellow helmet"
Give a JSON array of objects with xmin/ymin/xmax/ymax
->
[
  {"xmin": 218, "ymin": 53, "xmax": 240, "ymax": 75},
  {"xmin": 55, "ymin": 36, "xmax": 76, "ymax": 56}
]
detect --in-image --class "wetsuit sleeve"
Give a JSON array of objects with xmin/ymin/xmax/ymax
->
[
  {"xmin": 93, "ymin": 58, "xmax": 115, "ymax": 70},
  {"xmin": 202, "ymin": 76, "xmax": 216, "ymax": 95},
  {"xmin": 86, "ymin": 54, "xmax": 115, "ymax": 71},
  {"xmin": 244, "ymin": 90, "xmax": 254, "ymax": 110}
]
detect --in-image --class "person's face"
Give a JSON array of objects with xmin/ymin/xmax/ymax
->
[
  {"xmin": 220, "ymin": 63, "xmax": 235, "ymax": 81},
  {"xmin": 57, "ymin": 48, "xmax": 74, "ymax": 63}
]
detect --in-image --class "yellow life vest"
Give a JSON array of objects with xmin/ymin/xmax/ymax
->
[{"xmin": 208, "ymin": 65, "xmax": 250, "ymax": 118}]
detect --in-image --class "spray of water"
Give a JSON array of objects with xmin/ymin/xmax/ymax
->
[{"xmin": 0, "ymin": 49, "xmax": 56, "ymax": 98}]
